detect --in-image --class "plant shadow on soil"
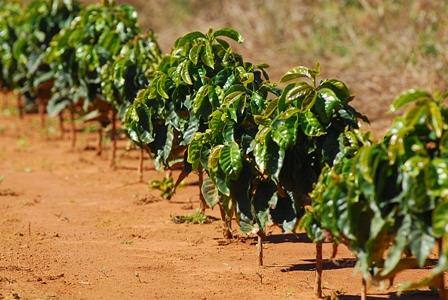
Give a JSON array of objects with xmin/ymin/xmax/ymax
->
[
  {"xmin": 340, "ymin": 290, "xmax": 439, "ymax": 299},
  {"xmin": 264, "ymin": 232, "xmax": 313, "ymax": 244}
]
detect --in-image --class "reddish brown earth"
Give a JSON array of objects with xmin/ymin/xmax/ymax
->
[{"xmin": 0, "ymin": 103, "xmax": 442, "ymax": 299}]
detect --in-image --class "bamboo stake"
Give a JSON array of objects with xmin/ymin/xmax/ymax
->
[{"xmin": 315, "ymin": 242, "xmax": 323, "ymax": 298}]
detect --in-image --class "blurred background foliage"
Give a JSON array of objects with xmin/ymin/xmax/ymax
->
[{"xmin": 22, "ymin": 0, "xmax": 448, "ymax": 137}]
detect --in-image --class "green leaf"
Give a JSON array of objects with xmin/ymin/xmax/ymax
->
[
  {"xmin": 300, "ymin": 111, "xmax": 325, "ymax": 136},
  {"xmin": 379, "ymin": 215, "xmax": 412, "ymax": 276},
  {"xmin": 201, "ymin": 42, "xmax": 214, "ymax": 69},
  {"xmin": 219, "ymin": 142, "xmax": 242, "ymax": 180},
  {"xmin": 187, "ymin": 134, "xmax": 202, "ymax": 171},
  {"xmin": 201, "ymin": 176, "xmax": 219, "ymax": 208},
  {"xmin": 318, "ymin": 79, "xmax": 350, "ymax": 102},
  {"xmin": 390, "ymin": 89, "xmax": 432, "ymax": 112},
  {"xmin": 425, "ymin": 158, "xmax": 448, "ymax": 197},
  {"xmin": 427, "ymin": 102, "xmax": 443, "ymax": 138},
  {"xmin": 213, "ymin": 28, "xmax": 244, "ymax": 43},
  {"xmin": 433, "ymin": 201, "xmax": 448, "ymax": 238},
  {"xmin": 272, "ymin": 118, "xmax": 297, "ymax": 149},
  {"xmin": 181, "ymin": 60, "xmax": 193, "ymax": 85},
  {"xmin": 193, "ymin": 85, "xmax": 210, "ymax": 113},
  {"xmin": 409, "ymin": 230, "xmax": 436, "ymax": 268},
  {"xmin": 189, "ymin": 43, "xmax": 203, "ymax": 65},
  {"xmin": 279, "ymin": 66, "xmax": 315, "ymax": 83},
  {"xmin": 175, "ymin": 31, "xmax": 207, "ymax": 48}
]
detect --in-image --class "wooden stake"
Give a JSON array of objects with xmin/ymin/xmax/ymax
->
[
  {"xmin": 439, "ymin": 238, "xmax": 447, "ymax": 300},
  {"xmin": 315, "ymin": 242, "xmax": 323, "ymax": 298},
  {"xmin": 361, "ymin": 277, "xmax": 367, "ymax": 300},
  {"xmin": 138, "ymin": 147, "xmax": 144, "ymax": 182},
  {"xmin": 38, "ymin": 99, "xmax": 45, "ymax": 129},
  {"xmin": 96, "ymin": 124, "xmax": 103, "ymax": 156},
  {"xmin": 17, "ymin": 92, "xmax": 23, "ymax": 119},
  {"xmin": 257, "ymin": 231, "xmax": 266, "ymax": 266},
  {"xmin": 110, "ymin": 110, "xmax": 117, "ymax": 168},
  {"xmin": 59, "ymin": 111, "xmax": 64, "ymax": 139},
  {"xmin": 197, "ymin": 164, "xmax": 207, "ymax": 214},
  {"xmin": 70, "ymin": 104, "xmax": 76, "ymax": 150}
]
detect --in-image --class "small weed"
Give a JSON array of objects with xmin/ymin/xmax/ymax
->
[
  {"xmin": 83, "ymin": 125, "xmax": 97, "ymax": 133},
  {"xmin": 120, "ymin": 240, "xmax": 134, "ymax": 245},
  {"xmin": 24, "ymin": 167, "xmax": 31, "ymax": 173},
  {"xmin": 135, "ymin": 271, "xmax": 142, "ymax": 283},
  {"xmin": 148, "ymin": 174, "xmax": 176, "ymax": 200},
  {"xmin": 0, "ymin": 175, "xmax": 5, "ymax": 184},
  {"xmin": 171, "ymin": 209, "xmax": 210, "ymax": 225},
  {"xmin": 323, "ymin": 289, "xmax": 345, "ymax": 300},
  {"xmin": 17, "ymin": 137, "xmax": 29, "ymax": 151},
  {"xmin": 98, "ymin": 266, "xmax": 109, "ymax": 277},
  {"xmin": 3, "ymin": 218, "xmax": 20, "ymax": 223},
  {"xmin": 69, "ymin": 199, "xmax": 76, "ymax": 203},
  {"xmin": 0, "ymin": 125, "xmax": 5, "ymax": 134},
  {"xmin": 256, "ymin": 270, "xmax": 263, "ymax": 284},
  {"xmin": 223, "ymin": 262, "xmax": 233, "ymax": 269},
  {"xmin": 281, "ymin": 290, "xmax": 294, "ymax": 299}
]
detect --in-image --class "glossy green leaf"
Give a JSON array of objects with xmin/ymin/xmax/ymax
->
[
  {"xmin": 300, "ymin": 111, "xmax": 325, "ymax": 136},
  {"xmin": 425, "ymin": 158, "xmax": 448, "ymax": 197},
  {"xmin": 433, "ymin": 201, "xmax": 448, "ymax": 238},
  {"xmin": 428, "ymin": 102, "xmax": 443, "ymax": 138},
  {"xmin": 201, "ymin": 42, "xmax": 214, "ymax": 69},
  {"xmin": 409, "ymin": 230, "xmax": 436, "ymax": 268},
  {"xmin": 219, "ymin": 142, "xmax": 242, "ymax": 180},
  {"xmin": 189, "ymin": 43, "xmax": 203, "ymax": 65},
  {"xmin": 201, "ymin": 176, "xmax": 219, "ymax": 208},
  {"xmin": 213, "ymin": 28, "xmax": 244, "ymax": 43},
  {"xmin": 193, "ymin": 85, "xmax": 210, "ymax": 113},
  {"xmin": 175, "ymin": 31, "xmax": 207, "ymax": 47},
  {"xmin": 390, "ymin": 89, "xmax": 432, "ymax": 112},
  {"xmin": 279, "ymin": 66, "xmax": 315, "ymax": 83}
]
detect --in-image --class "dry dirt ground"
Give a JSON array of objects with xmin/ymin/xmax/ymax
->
[{"xmin": 0, "ymin": 105, "xmax": 443, "ymax": 299}]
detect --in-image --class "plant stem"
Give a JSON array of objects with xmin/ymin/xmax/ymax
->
[
  {"xmin": 315, "ymin": 242, "xmax": 322, "ymax": 298},
  {"xmin": 218, "ymin": 204, "xmax": 232, "ymax": 239}
]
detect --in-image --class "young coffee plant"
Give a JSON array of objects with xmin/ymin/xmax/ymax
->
[
  {"xmin": 101, "ymin": 32, "xmax": 162, "ymax": 168},
  {"xmin": 0, "ymin": 0, "xmax": 21, "ymax": 92},
  {"xmin": 124, "ymin": 27, "xmax": 258, "ymax": 220},
  {"xmin": 12, "ymin": 0, "xmax": 81, "ymax": 122},
  {"xmin": 303, "ymin": 89, "xmax": 448, "ymax": 298},
  {"xmin": 45, "ymin": 0, "xmax": 141, "ymax": 150}
]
